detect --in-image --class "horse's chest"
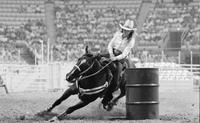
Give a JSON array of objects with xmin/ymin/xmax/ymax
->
[
  {"xmin": 78, "ymin": 79, "xmax": 95, "ymax": 89},
  {"xmin": 79, "ymin": 72, "xmax": 106, "ymax": 89}
]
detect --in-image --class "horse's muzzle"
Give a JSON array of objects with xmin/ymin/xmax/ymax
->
[
  {"xmin": 65, "ymin": 73, "xmax": 71, "ymax": 81},
  {"xmin": 66, "ymin": 74, "xmax": 76, "ymax": 83}
]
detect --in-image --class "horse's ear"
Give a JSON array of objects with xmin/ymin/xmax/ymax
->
[{"xmin": 85, "ymin": 45, "xmax": 89, "ymax": 54}]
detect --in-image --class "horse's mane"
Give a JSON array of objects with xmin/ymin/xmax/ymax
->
[
  {"xmin": 83, "ymin": 53, "xmax": 93, "ymax": 58},
  {"xmin": 82, "ymin": 53, "xmax": 102, "ymax": 63}
]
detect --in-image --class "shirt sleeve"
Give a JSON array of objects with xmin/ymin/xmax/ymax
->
[
  {"xmin": 115, "ymin": 36, "xmax": 135, "ymax": 60},
  {"xmin": 108, "ymin": 32, "xmax": 118, "ymax": 57}
]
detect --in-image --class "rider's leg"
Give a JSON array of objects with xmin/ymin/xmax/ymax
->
[
  {"xmin": 110, "ymin": 61, "xmax": 121, "ymax": 91},
  {"xmin": 116, "ymin": 61, "xmax": 123, "ymax": 88},
  {"xmin": 47, "ymin": 84, "xmax": 78, "ymax": 112}
]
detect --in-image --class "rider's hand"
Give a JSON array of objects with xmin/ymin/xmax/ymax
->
[
  {"xmin": 109, "ymin": 53, "xmax": 115, "ymax": 58},
  {"xmin": 94, "ymin": 53, "xmax": 100, "ymax": 58},
  {"xmin": 110, "ymin": 57, "xmax": 117, "ymax": 61}
]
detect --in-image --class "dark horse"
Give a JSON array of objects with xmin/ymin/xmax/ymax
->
[
  {"xmin": 37, "ymin": 46, "xmax": 135, "ymax": 122},
  {"xmin": 40, "ymin": 46, "xmax": 114, "ymax": 122}
]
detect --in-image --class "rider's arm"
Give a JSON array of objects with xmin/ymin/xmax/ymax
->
[
  {"xmin": 108, "ymin": 32, "xmax": 118, "ymax": 58},
  {"xmin": 115, "ymin": 36, "xmax": 135, "ymax": 60}
]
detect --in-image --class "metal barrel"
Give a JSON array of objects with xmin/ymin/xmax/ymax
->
[{"xmin": 125, "ymin": 68, "xmax": 159, "ymax": 120}]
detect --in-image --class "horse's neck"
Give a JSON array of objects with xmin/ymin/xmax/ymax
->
[
  {"xmin": 82, "ymin": 60, "xmax": 101, "ymax": 76},
  {"xmin": 79, "ymin": 60, "xmax": 107, "ymax": 89}
]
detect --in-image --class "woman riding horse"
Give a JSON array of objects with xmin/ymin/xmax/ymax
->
[
  {"xmin": 101, "ymin": 19, "xmax": 137, "ymax": 109},
  {"xmin": 37, "ymin": 19, "xmax": 137, "ymax": 121},
  {"xmin": 108, "ymin": 19, "xmax": 137, "ymax": 88}
]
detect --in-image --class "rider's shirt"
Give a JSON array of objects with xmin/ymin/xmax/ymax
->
[{"xmin": 108, "ymin": 31, "xmax": 135, "ymax": 60}]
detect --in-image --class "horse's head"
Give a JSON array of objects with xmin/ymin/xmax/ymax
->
[{"xmin": 66, "ymin": 46, "xmax": 97, "ymax": 83}]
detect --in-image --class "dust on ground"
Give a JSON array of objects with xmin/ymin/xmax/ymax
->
[{"xmin": 0, "ymin": 89, "xmax": 199, "ymax": 123}]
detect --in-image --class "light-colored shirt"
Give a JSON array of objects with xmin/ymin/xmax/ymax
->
[{"xmin": 108, "ymin": 31, "xmax": 136, "ymax": 60}]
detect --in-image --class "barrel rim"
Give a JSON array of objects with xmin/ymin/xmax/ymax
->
[
  {"xmin": 126, "ymin": 101, "xmax": 159, "ymax": 105},
  {"xmin": 125, "ymin": 68, "xmax": 159, "ymax": 70},
  {"xmin": 126, "ymin": 83, "xmax": 159, "ymax": 87}
]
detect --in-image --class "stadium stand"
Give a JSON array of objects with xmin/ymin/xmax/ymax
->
[
  {"xmin": 0, "ymin": 0, "xmax": 199, "ymax": 92},
  {"xmin": 141, "ymin": 0, "xmax": 200, "ymax": 48},
  {"xmin": 0, "ymin": 0, "xmax": 199, "ymax": 62},
  {"xmin": 54, "ymin": 0, "xmax": 141, "ymax": 60},
  {"xmin": 0, "ymin": 0, "xmax": 47, "ymax": 64}
]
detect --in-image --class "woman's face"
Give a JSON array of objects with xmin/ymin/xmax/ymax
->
[{"xmin": 122, "ymin": 29, "xmax": 132, "ymax": 38}]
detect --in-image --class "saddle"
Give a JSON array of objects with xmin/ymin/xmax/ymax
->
[
  {"xmin": 96, "ymin": 50, "xmax": 128, "ymax": 74},
  {"xmin": 99, "ymin": 57, "xmax": 116, "ymax": 71}
]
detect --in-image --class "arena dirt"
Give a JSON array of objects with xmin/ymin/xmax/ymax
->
[{"xmin": 0, "ymin": 90, "xmax": 199, "ymax": 123}]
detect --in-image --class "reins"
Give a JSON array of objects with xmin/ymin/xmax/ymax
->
[
  {"xmin": 79, "ymin": 61, "xmax": 95, "ymax": 75},
  {"xmin": 78, "ymin": 60, "xmax": 113, "ymax": 81}
]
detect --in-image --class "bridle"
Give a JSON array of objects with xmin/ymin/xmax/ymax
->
[
  {"xmin": 74, "ymin": 64, "xmax": 81, "ymax": 71},
  {"xmin": 74, "ymin": 60, "xmax": 95, "ymax": 76},
  {"xmin": 75, "ymin": 59, "xmax": 113, "ymax": 96},
  {"xmin": 72, "ymin": 57, "xmax": 113, "ymax": 81},
  {"xmin": 78, "ymin": 60, "xmax": 112, "ymax": 80}
]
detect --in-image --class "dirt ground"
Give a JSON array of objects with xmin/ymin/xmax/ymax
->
[{"xmin": 0, "ymin": 89, "xmax": 199, "ymax": 123}]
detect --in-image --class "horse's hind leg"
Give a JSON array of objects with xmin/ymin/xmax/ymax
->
[
  {"xmin": 111, "ymin": 83, "xmax": 125, "ymax": 105},
  {"xmin": 107, "ymin": 78, "xmax": 126, "ymax": 111},
  {"xmin": 110, "ymin": 59, "xmax": 132, "ymax": 106},
  {"xmin": 47, "ymin": 84, "xmax": 78, "ymax": 112}
]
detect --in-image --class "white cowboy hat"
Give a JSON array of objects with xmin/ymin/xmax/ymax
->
[{"xmin": 119, "ymin": 19, "xmax": 137, "ymax": 31}]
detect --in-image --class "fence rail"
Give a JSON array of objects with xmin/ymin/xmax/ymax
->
[
  {"xmin": 0, "ymin": 62, "xmax": 199, "ymax": 92},
  {"xmin": 136, "ymin": 62, "xmax": 200, "ymax": 92}
]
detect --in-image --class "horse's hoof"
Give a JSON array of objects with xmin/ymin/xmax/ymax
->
[
  {"xmin": 49, "ymin": 116, "xmax": 60, "ymax": 122},
  {"xmin": 36, "ymin": 110, "xmax": 50, "ymax": 117},
  {"xmin": 106, "ymin": 106, "xmax": 113, "ymax": 111},
  {"xmin": 103, "ymin": 105, "xmax": 107, "ymax": 110},
  {"xmin": 57, "ymin": 112, "xmax": 68, "ymax": 120},
  {"xmin": 102, "ymin": 104, "xmax": 112, "ymax": 111},
  {"xmin": 106, "ymin": 102, "xmax": 115, "ymax": 111}
]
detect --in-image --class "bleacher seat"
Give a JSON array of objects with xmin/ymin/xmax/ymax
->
[{"xmin": 0, "ymin": 0, "xmax": 45, "ymax": 27}]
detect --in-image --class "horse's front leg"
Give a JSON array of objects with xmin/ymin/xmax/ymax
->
[
  {"xmin": 37, "ymin": 84, "xmax": 78, "ymax": 116},
  {"xmin": 49, "ymin": 100, "xmax": 91, "ymax": 122},
  {"xmin": 47, "ymin": 84, "xmax": 78, "ymax": 112}
]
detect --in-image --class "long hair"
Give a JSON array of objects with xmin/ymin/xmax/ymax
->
[{"xmin": 121, "ymin": 29, "xmax": 134, "ymax": 41}]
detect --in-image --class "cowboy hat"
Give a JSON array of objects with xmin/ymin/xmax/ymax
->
[{"xmin": 119, "ymin": 19, "xmax": 137, "ymax": 31}]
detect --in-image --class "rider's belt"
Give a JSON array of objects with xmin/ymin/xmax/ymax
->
[{"xmin": 79, "ymin": 81, "xmax": 108, "ymax": 95}]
